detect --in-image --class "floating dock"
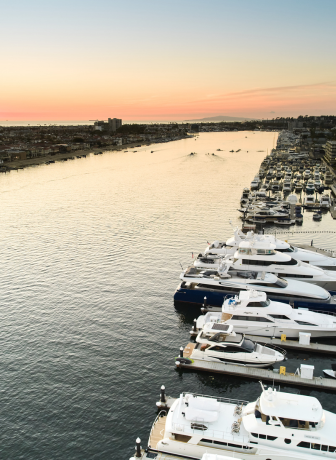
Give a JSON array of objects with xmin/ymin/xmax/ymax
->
[
  {"xmin": 175, "ymin": 358, "xmax": 336, "ymax": 391},
  {"xmin": 297, "ymin": 243, "xmax": 336, "ymax": 257}
]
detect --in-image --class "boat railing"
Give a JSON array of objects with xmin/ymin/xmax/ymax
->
[
  {"xmin": 303, "ymin": 308, "xmax": 336, "ymax": 318},
  {"xmin": 259, "ymin": 342, "xmax": 287, "ymax": 356},
  {"xmin": 181, "ymin": 392, "xmax": 248, "ymax": 406},
  {"xmin": 148, "ymin": 410, "xmax": 167, "ymax": 447},
  {"xmin": 171, "ymin": 420, "xmax": 250, "ymax": 445}
]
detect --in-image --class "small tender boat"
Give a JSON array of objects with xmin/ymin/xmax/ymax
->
[
  {"xmin": 323, "ymin": 364, "xmax": 336, "ymax": 379},
  {"xmin": 313, "ymin": 212, "xmax": 322, "ymax": 221},
  {"xmin": 320, "ymin": 194, "xmax": 331, "ymax": 208},
  {"xmin": 274, "ymin": 218, "xmax": 295, "ymax": 225}
]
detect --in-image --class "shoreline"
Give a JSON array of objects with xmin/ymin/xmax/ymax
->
[{"xmin": 1, "ymin": 138, "xmax": 187, "ymax": 171}]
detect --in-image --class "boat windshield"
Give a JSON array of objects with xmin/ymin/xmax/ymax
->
[
  {"xmin": 278, "ymin": 245, "xmax": 295, "ymax": 253},
  {"xmin": 276, "ymin": 278, "xmax": 288, "ymax": 288},
  {"xmin": 247, "ymin": 299, "xmax": 271, "ymax": 307},
  {"xmin": 241, "ymin": 338, "xmax": 256, "ymax": 353}
]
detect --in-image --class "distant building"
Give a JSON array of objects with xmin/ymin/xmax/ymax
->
[
  {"xmin": 288, "ymin": 121, "xmax": 303, "ymax": 131},
  {"xmin": 324, "ymin": 141, "xmax": 336, "ymax": 167},
  {"xmin": 108, "ymin": 118, "xmax": 122, "ymax": 132},
  {"xmin": 94, "ymin": 118, "xmax": 122, "ymax": 132}
]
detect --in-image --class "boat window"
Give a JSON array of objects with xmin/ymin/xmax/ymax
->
[
  {"xmin": 210, "ymin": 345, "xmax": 242, "ymax": 353},
  {"xmin": 275, "ymin": 259, "xmax": 298, "ymax": 266},
  {"xmin": 256, "ymin": 249, "xmax": 276, "ymax": 255},
  {"xmin": 311, "ymin": 443, "xmax": 320, "ymax": 451},
  {"xmin": 200, "ymin": 438, "xmax": 213, "ymax": 444},
  {"xmin": 213, "ymin": 440, "xmax": 227, "ymax": 446},
  {"xmin": 269, "ymin": 315, "xmax": 291, "ymax": 320},
  {"xmin": 321, "ymin": 445, "xmax": 328, "ymax": 452},
  {"xmin": 242, "ymin": 259, "xmax": 273, "ymax": 266},
  {"xmin": 259, "ymin": 434, "xmax": 266, "ymax": 439},
  {"xmin": 276, "ymin": 278, "xmax": 288, "ymax": 288},
  {"xmin": 241, "ymin": 338, "xmax": 255, "ymax": 352},
  {"xmin": 282, "ymin": 274, "xmax": 314, "ymax": 279},
  {"xmin": 209, "ymin": 332, "xmax": 229, "ymax": 342},
  {"xmin": 329, "ymin": 446, "xmax": 336, "ymax": 452},
  {"xmin": 297, "ymin": 441, "xmax": 310, "ymax": 448},
  {"xmin": 267, "ymin": 435, "xmax": 277, "ymax": 441},
  {"xmin": 278, "ymin": 246, "xmax": 294, "ymax": 253},
  {"xmin": 197, "ymin": 284, "xmax": 236, "ymax": 291},
  {"xmin": 239, "ymin": 248, "xmax": 252, "ymax": 255},
  {"xmin": 247, "ymin": 300, "xmax": 271, "ymax": 307},
  {"xmin": 296, "ymin": 321, "xmax": 318, "ymax": 326},
  {"xmin": 231, "ymin": 315, "xmax": 274, "ymax": 323},
  {"xmin": 174, "ymin": 434, "xmax": 192, "ymax": 442}
]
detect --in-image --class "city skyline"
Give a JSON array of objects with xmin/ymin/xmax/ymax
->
[{"xmin": 1, "ymin": 0, "xmax": 336, "ymax": 121}]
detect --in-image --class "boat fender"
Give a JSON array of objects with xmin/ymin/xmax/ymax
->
[{"xmin": 175, "ymin": 357, "xmax": 193, "ymax": 365}]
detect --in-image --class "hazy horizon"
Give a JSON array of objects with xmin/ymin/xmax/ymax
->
[{"xmin": 2, "ymin": 0, "xmax": 336, "ymax": 121}]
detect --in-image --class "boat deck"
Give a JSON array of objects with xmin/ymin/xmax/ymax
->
[
  {"xmin": 183, "ymin": 343, "xmax": 196, "ymax": 357},
  {"xmin": 149, "ymin": 414, "xmax": 166, "ymax": 449}
]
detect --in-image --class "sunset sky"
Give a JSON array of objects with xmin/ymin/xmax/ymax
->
[{"xmin": 1, "ymin": 0, "xmax": 336, "ymax": 121}]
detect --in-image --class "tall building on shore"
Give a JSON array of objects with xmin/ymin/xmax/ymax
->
[
  {"xmin": 94, "ymin": 118, "xmax": 122, "ymax": 132},
  {"xmin": 108, "ymin": 118, "xmax": 122, "ymax": 132},
  {"xmin": 324, "ymin": 140, "xmax": 336, "ymax": 167}
]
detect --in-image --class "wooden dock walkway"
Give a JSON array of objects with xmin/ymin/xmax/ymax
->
[
  {"xmin": 245, "ymin": 335, "xmax": 336, "ymax": 354},
  {"xmin": 297, "ymin": 243, "xmax": 336, "ymax": 256},
  {"xmin": 175, "ymin": 358, "xmax": 336, "ymax": 391}
]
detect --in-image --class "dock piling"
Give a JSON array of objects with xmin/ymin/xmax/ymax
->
[
  {"xmin": 160, "ymin": 385, "xmax": 166, "ymax": 403},
  {"xmin": 135, "ymin": 438, "xmax": 141, "ymax": 457}
]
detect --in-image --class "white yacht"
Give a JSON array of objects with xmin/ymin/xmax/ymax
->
[
  {"xmin": 204, "ymin": 228, "xmax": 336, "ymax": 270},
  {"xmin": 245, "ymin": 209, "xmax": 290, "ymax": 222},
  {"xmin": 283, "ymin": 181, "xmax": 292, "ymax": 193},
  {"xmin": 306, "ymin": 181, "xmax": 315, "ymax": 194},
  {"xmin": 320, "ymin": 194, "xmax": 331, "ymax": 208},
  {"xmin": 182, "ymin": 325, "xmax": 285, "ymax": 368},
  {"xmin": 199, "ymin": 240, "xmax": 336, "ymax": 290},
  {"xmin": 148, "ymin": 385, "xmax": 336, "ymax": 459},
  {"xmin": 304, "ymin": 169, "xmax": 311, "ymax": 179},
  {"xmin": 304, "ymin": 196, "xmax": 316, "ymax": 206},
  {"xmin": 250, "ymin": 177, "xmax": 260, "ymax": 190},
  {"xmin": 195, "ymin": 290, "xmax": 336, "ymax": 339},
  {"xmin": 175, "ymin": 265, "xmax": 336, "ymax": 312},
  {"xmin": 221, "ymin": 240, "xmax": 336, "ymax": 292}
]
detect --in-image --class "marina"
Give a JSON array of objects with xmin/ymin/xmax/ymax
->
[{"xmin": 133, "ymin": 130, "xmax": 336, "ymax": 459}]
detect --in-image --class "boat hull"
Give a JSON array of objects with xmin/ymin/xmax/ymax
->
[{"xmin": 174, "ymin": 283, "xmax": 336, "ymax": 312}]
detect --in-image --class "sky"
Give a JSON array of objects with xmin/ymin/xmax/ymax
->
[{"xmin": 1, "ymin": 0, "xmax": 336, "ymax": 122}]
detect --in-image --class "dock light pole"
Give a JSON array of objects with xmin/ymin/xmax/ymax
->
[
  {"xmin": 192, "ymin": 318, "xmax": 197, "ymax": 333},
  {"xmin": 180, "ymin": 346, "xmax": 184, "ymax": 358},
  {"xmin": 160, "ymin": 385, "xmax": 166, "ymax": 404},
  {"xmin": 135, "ymin": 437, "xmax": 141, "ymax": 457}
]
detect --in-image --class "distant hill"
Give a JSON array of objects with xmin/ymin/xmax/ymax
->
[{"xmin": 185, "ymin": 115, "xmax": 257, "ymax": 122}]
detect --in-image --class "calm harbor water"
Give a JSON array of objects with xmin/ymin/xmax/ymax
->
[{"xmin": 0, "ymin": 132, "xmax": 336, "ymax": 459}]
